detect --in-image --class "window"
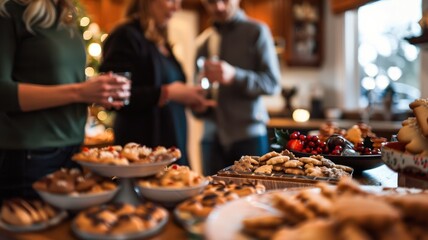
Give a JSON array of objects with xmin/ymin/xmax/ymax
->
[{"xmin": 357, "ymin": 0, "xmax": 422, "ymax": 119}]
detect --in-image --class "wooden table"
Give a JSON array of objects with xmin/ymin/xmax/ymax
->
[{"xmin": 0, "ymin": 166, "xmax": 397, "ymax": 240}]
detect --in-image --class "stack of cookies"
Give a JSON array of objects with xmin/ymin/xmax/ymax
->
[{"xmin": 229, "ymin": 150, "xmax": 353, "ymax": 179}]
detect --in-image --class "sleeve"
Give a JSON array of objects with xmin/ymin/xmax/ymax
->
[
  {"xmin": 0, "ymin": 13, "xmax": 20, "ymax": 112},
  {"xmin": 99, "ymin": 25, "xmax": 162, "ymax": 112},
  {"xmin": 233, "ymin": 23, "xmax": 281, "ymax": 98}
]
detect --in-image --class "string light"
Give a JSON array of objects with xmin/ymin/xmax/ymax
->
[{"xmin": 292, "ymin": 109, "xmax": 310, "ymax": 122}]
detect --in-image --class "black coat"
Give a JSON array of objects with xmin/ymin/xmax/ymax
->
[{"xmin": 99, "ymin": 19, "xmax": 188, "ymax": 165}]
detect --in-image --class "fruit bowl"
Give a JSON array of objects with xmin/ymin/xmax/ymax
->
[
  {"xmin": 381, "ymin": 142, "xmax": 428, "ymax": 176},
  {"xmin": 290, "ymin": 150, "xmax": 383, "ymax": 172}
]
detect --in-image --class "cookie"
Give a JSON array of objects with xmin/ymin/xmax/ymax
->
[
  {"xmin": 397, "ymin": 117, "xmax": 428, "ymax": 156},
  {"xmin": 299, "ymin": 157, "xmax": 322, "ymax": 166},
  {"xmin": 332, "ymin": 195, "xmax": 401, "ymax": 230},
  {"xmin": 284, "ymin": 168, "xmax": 305, "ymax": 176},
  {"xmin": 243, "ymin": 215, "xmax": 285, "ymax": 229},
  {"xmin": 266, "ymin": 156, "xmax": 290, "ymax": 165},
  {"xmin": 305, "ymin": 166, "xmax": 326, "ymax": 178},
  {"xmin": 283, "ymin": 160, "xmax": 304, "ymax": 168},
  {"xmin": 272, "ymin": 164, "xmax": 284, "ymax": 172},
  {"xmin": 259, "ymin": 151, "xmax": 281, "ymax": 162},
  {"xmin": 254, "ymin": 165, "xmax": 273, "ymax": 174},
  {"xmin": 409, "ymin": 98, "xmax": 428, "ymax": 137}
]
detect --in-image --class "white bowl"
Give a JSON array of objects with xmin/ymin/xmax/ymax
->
[
  {"xmin": 382, "ymin": 141, "xmax": 428, "ymax": 175},
  {"xmin": 36, "ymin": 187, "xmax": 119, "ymax": 210},
  {"xmin": 136, "ymin": 180, "xmax": 209, "ymax": 204},
  {"xmin": 76, "ymin": 158, "xmax": 176, "ymax": 178}
]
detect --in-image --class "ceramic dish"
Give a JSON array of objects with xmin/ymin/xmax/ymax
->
[
  {"xmin": 204, "ymin": 186, "xmax": 425, "ymax": 240},
  {"xmin": 76, "ymin": 158, "xmax": 176, "ymax": 178},
  {"xmin": 0, "ymin": 210, "xmax": 67, "ymax": 233},
  {"xmin": 136, "ymin": 179, "xmax": 209, "ymax": 204},
  {"xmin": 36, "ymin": 187, "xmax": 119, "ymax": 210},
  {"xmin": 71, "ymin": 211, "xmax": 168, "ymax": 240},
  {"xmin": 382, "ymin": 141, "xmax": 428, "ymax": 175}
]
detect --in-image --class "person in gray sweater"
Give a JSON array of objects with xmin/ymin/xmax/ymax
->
[{"xmin": 194, "ymin": 0, "xmax": 281, "ymax": 175}]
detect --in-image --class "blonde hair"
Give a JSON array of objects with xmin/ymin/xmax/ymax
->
[
  {"xmin": 0, "ymin": 0, "xmax": 76, "ymax": 33},
  {"xmin": 126, "ymin": 0, "xmax": 167, "ymax": 46}
]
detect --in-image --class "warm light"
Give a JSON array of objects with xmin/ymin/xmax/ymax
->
[
  {"xmin": 200, "ymin": 78, "xmax": 210, "ymax": 89},
  {"xmin": 80, "ymin": 17, "xmax": 90, "ymax": 27},
  {"xmin": 101, "ymin": 33, "xmax": 108, "ymax": 42},
  {"xmin": 292, "ymin": 109, "xmax": 310, "ymax": 122},
  {"xmin": 375, "ymin": 75, "xmax": 390, "ymax": 90},
  {"xmin": 361, "ymin": 77, "xmax": 376, "ymax": 90},
  {"xmin": 88, "ymin": 23, "xmax": 100, "ymax": 35},
  {"xmin": 387, "ymin": 66, "xmax": 402, "ymax": 81},
  {"xmin": 85, "ymin": 67, "xmax": 95, "ymax": 77},
  {"xmin": 363, "ymin": 63, "xmax": 379, "ymax": 77},
  {"xmin": 97, "ymin": 111, "xmax": 108, "ymax": 121},
  {"xmin": 83, "ymin": 30, "xmax": 93, "ymax": 40},
  {"xmin": 88, "ymin": 43, "xmax": 102, "ymax": 57}
]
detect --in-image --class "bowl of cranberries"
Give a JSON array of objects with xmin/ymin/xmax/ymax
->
[{"xmin": 283, "ymin": 131, "xmax": 384, "ymax": 172}]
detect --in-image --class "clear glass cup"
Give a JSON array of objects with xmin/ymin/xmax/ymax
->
[{"xmin": 113, "ymin": 72, "xmax": 132, "ymax": 105}]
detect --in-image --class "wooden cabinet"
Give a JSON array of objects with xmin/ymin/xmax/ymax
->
[{"xmin": 283, "ymin": 0, "xmax": 324, "ymax": 67}]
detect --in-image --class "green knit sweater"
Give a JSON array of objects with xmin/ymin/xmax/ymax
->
[{"xmin": 0, "ymin": 1, "xmax": 87, "ymax": 149}]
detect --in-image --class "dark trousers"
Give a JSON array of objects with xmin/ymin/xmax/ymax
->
[
  {"xmin": 0, "ymin": 145, "xmax": 81, "ymax": 202},
  {"xmin": 202, "ymin": 135, "xmax": 269, "ymax": 176}
]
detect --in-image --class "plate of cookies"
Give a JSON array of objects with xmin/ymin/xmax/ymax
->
[
  {"xmin": 174, "ymin": 180, "xmax": 266, "ymax": 236},
  {"xmin": 72, "ymin": 202, "xmax": 168, "ymax": 240},
  {"xmin": 218, "ymin": 150, "xmax": 353, "ymax": 182},
  {"xmin": 72, "ymin": 143, "xmax": 180, "ymax": 178},
  {"xmin": 136, "ymin": 164, "xmax": 209, "ymax": 204},
  {"xmin": 205, "ymin": 177, "xmax": 428, "ymax": 240},
  {"xmin": 33, "ymin": 168, "xmax": 119, "ymax": 210},
  {"xmin": 0, "ymin": 198, "xmax": 67, "ymax": 232}
]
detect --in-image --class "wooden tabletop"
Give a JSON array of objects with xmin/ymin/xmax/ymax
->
[{"xmin": 0, "ymin": 166, "xmax": 397, "ymax": 240}]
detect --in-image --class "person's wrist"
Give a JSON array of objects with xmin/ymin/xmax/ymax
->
[
  {"xmin": 71, "ymin": 82, "xmax": 84, "ymax": 103},
  {"xmin": 159, "ymin": 85, "xmax": 170, "ymax": 106}
]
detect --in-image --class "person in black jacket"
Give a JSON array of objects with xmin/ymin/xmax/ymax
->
[{"xmin": 100, "ymin": 0, "xmax": 213, "ymax": 166}]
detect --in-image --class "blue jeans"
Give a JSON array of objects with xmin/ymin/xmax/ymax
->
[
  {"xmin": 202, "ymin": 135, "xmax": 269, "ymax": 176},
  {"xmin": 0, "ymin": 145, "xmax": 81, "ymax": 201}
]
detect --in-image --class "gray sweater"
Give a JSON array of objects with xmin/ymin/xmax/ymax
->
[{"xmin": 196, "ymin": 10, "xmax": 281, "ymax": 146}]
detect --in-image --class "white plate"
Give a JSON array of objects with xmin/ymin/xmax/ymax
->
[
  {"xmin": 37, "ymin": 187, "xmax": 119, "ymax": 210},
  {"xmin": 204, "ymin": 187, "xmax": 425, "ymax": 240},
  {"xmin": 76, "ymin": 158, "xmax": 176, "ymax": 178},
  {"xmin": 71, "ymin": 211, "xmax": 168, "ymax": 240},
  {"xmin": 137, "ymin": 180, "xmax": 209, "ymax": 204},
  {"xmin": 0, "ymin": 210, "xmax": 67, "ymax": 232}
]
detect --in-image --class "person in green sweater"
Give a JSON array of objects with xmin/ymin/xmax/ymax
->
[{"xmin": 0, "ymin": 0, "xmax": 131, "ymax": 201}]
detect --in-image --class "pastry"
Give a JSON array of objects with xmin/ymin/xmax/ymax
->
[
  {"xmin": 0, "ymin": 198, "xmax": 58, "ymax": 226},
  {"xmin": 409, "ymin": 98, "xmax": 428, "ymax": 137}
]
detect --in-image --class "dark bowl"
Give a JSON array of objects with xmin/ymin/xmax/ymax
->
[{"xmin": 271, "ymin": 143, "xmax": 383, "ymax": 172}]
